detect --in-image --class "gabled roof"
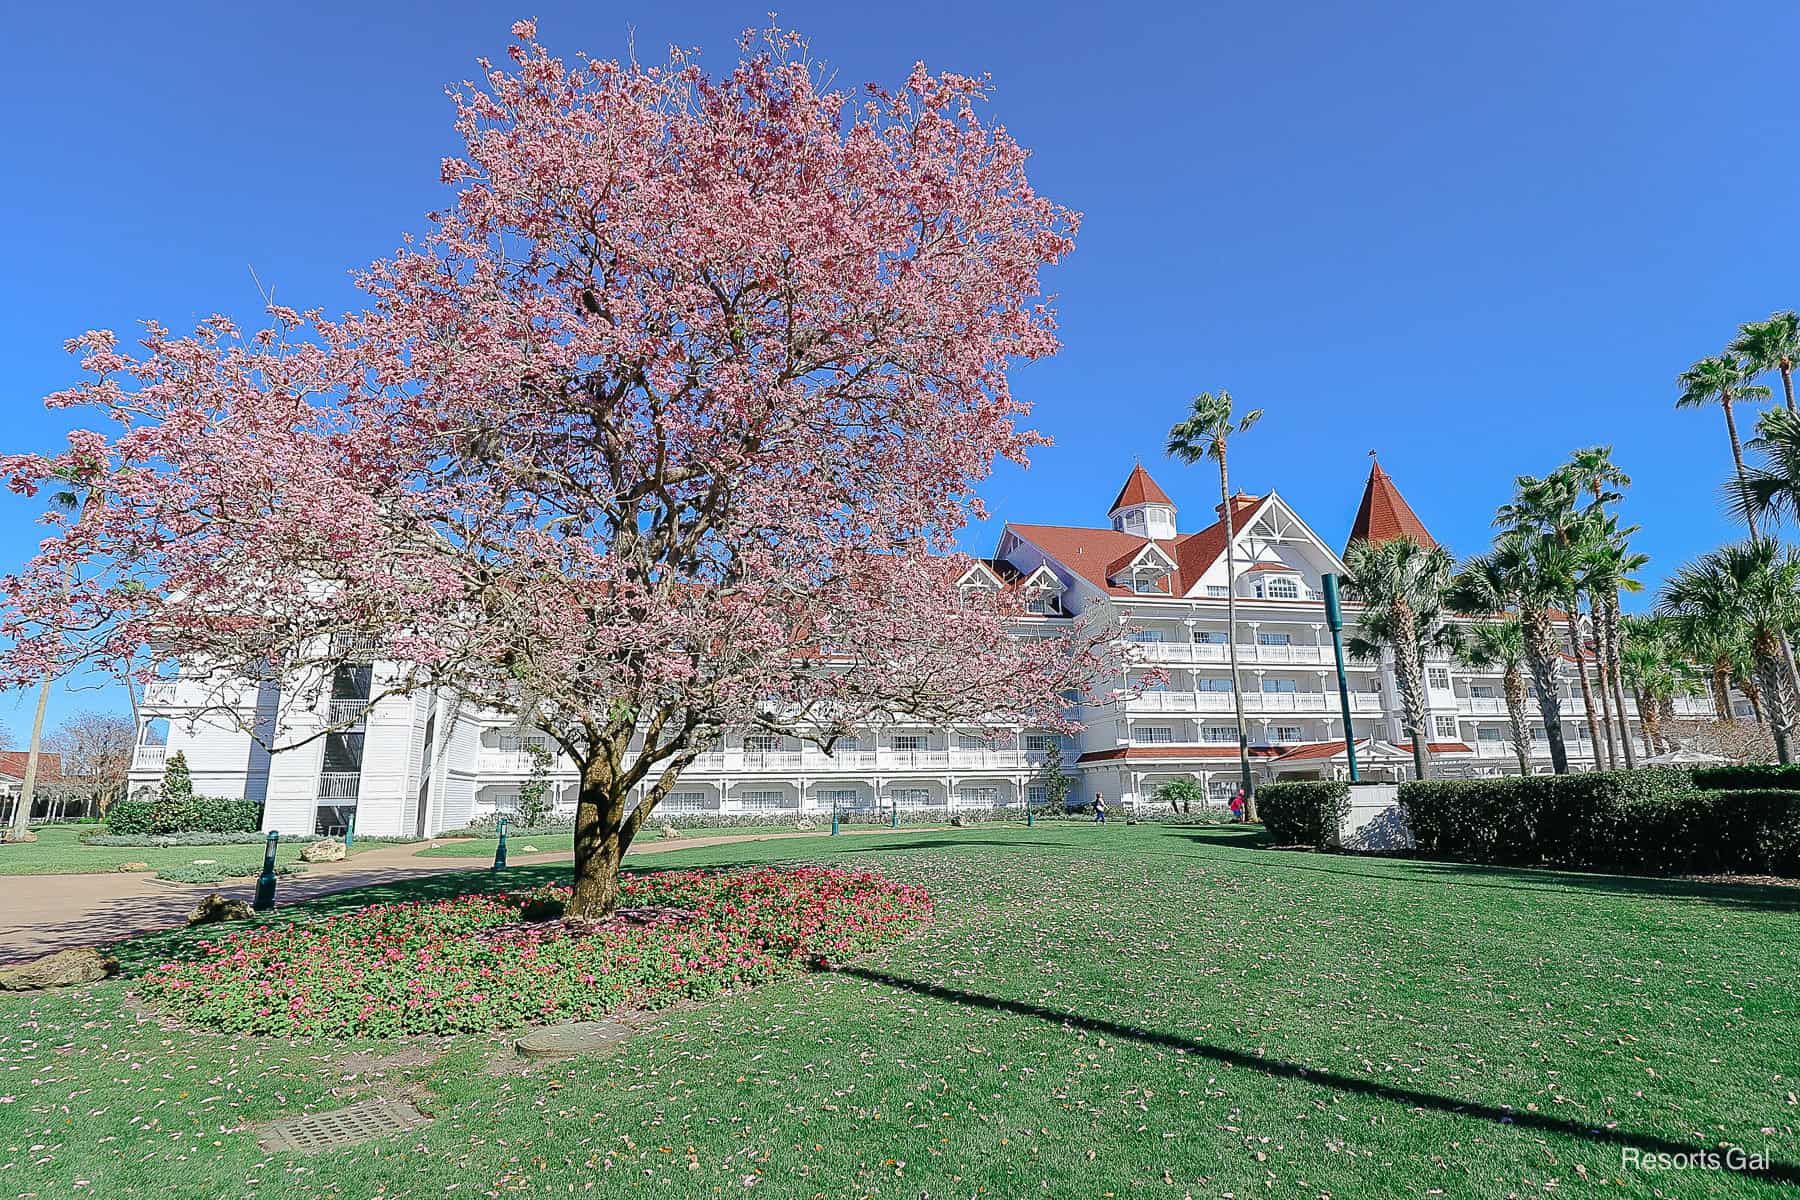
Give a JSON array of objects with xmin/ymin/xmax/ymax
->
[
  {"xmin": 1108, "ymin": 464, "xmax": 1175, "ymax": 514},
  {"xmin": 1076, "ymin": 744, "xmax": 1286, "ymax": 764},
  {"xmin": 1344, "ymin": 459, "xmax": 1436, "ymax": 558},
  {"xmin": 0, "ymin": 752, "xmax": 60, "ymax": 782},
  {"xmin": 1104, "ymin": 540, "xmax": 1178, "ymax": 580},
  {"xmin": 1007, "ymin": 494, "xmax": 1266, "ymax": 600}
]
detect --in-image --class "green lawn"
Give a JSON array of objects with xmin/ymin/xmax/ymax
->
[
  {"xmin": 3, "ymin": 824, "xmax": 1797, "ymax": 1197},
  {"xmin": 0, "ymin": 825, "xmax": 379, "ymax": 875}
]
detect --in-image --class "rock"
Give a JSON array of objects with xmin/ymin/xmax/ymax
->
[
  {"xmin": 192, "ymin": 859, "xmax": 217, "ymax": 865},
  {"xmin": 948, "ymin": 814, "xmax": 968, "ymax": 827},
  {"xmin": 658, "ymin": 824, "xmax": 681, "ymax": 840},
  {"xmin": 0, "ymin": 829, "xmax": 39, "ymax": 844},
  {"xmin": 0, "ymin": 947, "xmax": 115, "ymax": 990},
  {"xmin": 515, "ymin": 1020, "xmax": 631, "ymax": 1059},
  {"xmin": 299, "ymin": 839, "xmax": 346, "ymax": 863},
  {"xmin": 187, "ymin": 893, "xmax": 256, "ymax": 926},
  {"xmin": 117, "ymin": 861, "xmax": 151, "ymax": 872},
  {"xmin": 794, "ymin": 819, "xmax": 817, "ymax": 832}
]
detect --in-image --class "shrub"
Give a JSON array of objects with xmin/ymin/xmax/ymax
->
[
  {"xmin": 1394, "ymin": 767, "xmax": 1800, "ymax": 876},
  {"xmin": 1692, "ymin": 764, "xmax": 1800, "ymax": 792},
  {"xmin": 104, "ymin": 798, "xmax": 157, "ymax": 836},
  {"xmin": 154, "ymin": 862, "xmax": 304, "ymax": 884},
  {"xmin": 153, "ymin": 752, "xmax": 199, "ymax": 833},
  {"xmin": 85, "ymin": 831, "xmax": 313, "ymax": 848},
  {"xmin": 189, "ymin": 796, "xmax": 263, "ymax": 833},
  {"xmin": 1257, "ymin": 781, "xmax": 1351, "ymax": 848},
  {"xmin": 139, "ymin": 866, "xmax": 933, "ymax": 1037}
]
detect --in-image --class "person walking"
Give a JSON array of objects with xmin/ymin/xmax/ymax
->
[
  {"xmin": 1228, "ymin": 786, "xmax": 1246, "ymax": 822},
  {"xmin": 1093, "ymin": 792, "xmax": 1107, "ymax": 825}
]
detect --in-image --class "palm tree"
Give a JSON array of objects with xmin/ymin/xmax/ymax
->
[
  {"xmin": 1659, "ymin": 540, "xmax": 1800, "ymax": 764},
  {"xmin": 1677, "ymin": 354, "xmax": 1772, "ymax": 538},
  {"xmin": 1168, "ymin": 390, "xmax": 1263, "ymax": 818},
  {"xmin": 1728, "ymin": 407, "xmax": 1800, "ymax": 714},
  {"xmin": 1450, "ymin": 532, "xmax": 1573, "ymax": 774},
  {"xmin": 1730, "ymin": 310, "xmax": 1800, "ymax": 415},
  {"xmin": 1496, "ymin": 473, "xmax": 1608, "ymax": 768},
  {"xmin": 1559, "ymin": 447, "xmax": 1638, "ymax": 765},
  {"xmin": 1573, "ymin": 514, "xmax": 1648, "ymax": 768},
  {"xmin": 1342, "ymin": 535, "xmax": 1457, "ymax": 780},
  {"xmin": 1618, "ymin": 614, "xmax": 1696, "ymax": 757},
  {"xmin": 1453, "ymin": 617, "xmax": 1532, "ymax": 774}
]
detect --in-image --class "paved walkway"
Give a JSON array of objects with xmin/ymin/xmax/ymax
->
[{"xmin": 0, "ymin": 827, "xmax": 937, "ymax": 963}]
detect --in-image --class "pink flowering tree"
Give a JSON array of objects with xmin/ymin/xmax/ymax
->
[{"xmin": 0, "ymin": 23, "xmax": 1118, "ymax": 917}]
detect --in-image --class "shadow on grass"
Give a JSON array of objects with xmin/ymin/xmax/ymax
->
[
  {"xmin": 833, "ymin": 964, "xmax": 1800, "ymax": 1186},
  {"xmin": 1169, "ymin": 827, "xmax": 1800, "ymax": 913}
]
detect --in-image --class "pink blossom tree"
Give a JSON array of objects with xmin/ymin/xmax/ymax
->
[{"xmin": 0, "ymin": 22, "xmax": 1117, "ymax": 916}]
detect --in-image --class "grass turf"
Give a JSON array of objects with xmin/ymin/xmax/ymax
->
[
  {"xmin": 2, "ymin": 824, "xmax": 1797, "ymax": 1197},
  {"xmin": 0, "ymin": 825, "xmax": 386, "ymax": 876}
]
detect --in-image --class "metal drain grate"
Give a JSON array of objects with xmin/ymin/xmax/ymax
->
[{"xmin": 256, "ymin": 1097, "xmax": 429, "ymax": 1153}]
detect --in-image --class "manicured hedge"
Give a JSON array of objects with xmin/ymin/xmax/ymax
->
[
  {"xmin": 1398, "ymin": 767, "xmax": 1800, "ymax": 876},
  {"xmin": 1258, "ymin": 781, "xmax": 1351, "ymax": 849},
  {"xmin": 1691, "ymin": 764, "xmax": 1800, "ymax": 792},
  {"xmin": 106, "ymin": 796, "xmax": 263, "ymax": 836}
]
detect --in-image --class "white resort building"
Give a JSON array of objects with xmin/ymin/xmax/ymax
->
[{"xmin": 126, "ymin": 461, "xmax": 1730, "ymax": 836}]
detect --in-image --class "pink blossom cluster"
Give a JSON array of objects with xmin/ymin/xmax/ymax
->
[{"xmin": 137, "ymin": 866, "xmax": 932, "ymax": 1037}]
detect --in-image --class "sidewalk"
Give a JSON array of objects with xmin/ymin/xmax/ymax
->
[{"xmin": 0, "ymin": 826, "xmax": 939, "ymax": 963}]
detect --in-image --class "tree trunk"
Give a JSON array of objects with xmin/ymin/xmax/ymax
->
[
  {"xmin": 1753, "ymin": 633, "xmax": 1794, "ymax": 765},
  {"xmin": 1712, "ymin": 659, "xmax": 1735, "ymax": 721},
  {"xmin": 1392, "ymin": 615, "xmax": 1431, "ymax": 781},
  {"xmin": 568, "ymin": 756, "xmax": 633, "ymax": 920},
  {"xmin": 1521, "ymin": 604, "xmax": 1570, "ymax": 774},
  {"xmin": 1603, "ymin": 597, "xmax": 1637, "ymax": 768},
  {"xmin": 1219, "ymin": 454, "xmax": 1255, "ymax": 822},
  {"xmin": 1782, "ymin": 361, "xmax": 1796, "ymax": 415},
  {"xmin": 1565, "ymin": 613, "xmax": 1604, "ymax": 772},
  {"xmin": 1723, "ymin": 397, "xmax": 1760, "ymax": 540},
  {"xmin": 1593, "ymin": 638, "xmax": 1619, "ymax": 769},
  {"xmin": 1741, "ymin": 674, "xmax": 1764, "ymax": 724},
  {"xmin": 1504, "ymin": 662, "xmax": 1532, "ymax": 775},
  {"xmin": 1632, "ymin": 685, "xmax": 1663, "ymax": 756}
]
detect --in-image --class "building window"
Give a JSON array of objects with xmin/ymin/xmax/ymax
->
[
  {"xmin": 1262, "ymin": 678, "xmax": 1297, "ymax": 693},
  {"xmin": 1266, "ymin": 577, "xmax": 1299, "ymax": 599},
  {"xmin": 957, "ymin": 733, "xmax": 994, "ymax": 751},
  {"xmin": 892, "ymin": 787, "xmax": 932, "ymax": 808},
  {"xmin": 739, "ymin": 790, "xmax": 788, "ymax": 810},
  {"xmin": 1127, "ymin": 629, "xmax": 1166, "ymax": 643},
  {"xmin": 892, "ymin": 734, "xmax": 928, "ymax": 752},
  {"xmin": 1203, "ymin": 725, "xmax": 1237, "ymax": 743},
  {"xmin": 1135, "ymin": 726, "xmax": 1175, "ymax": 744},
  {"xmin": 1427, "ymin": 667, "xmax": 1451, "ymax": 690},
  {"xmin": 1206, "ymin": 585, "xmax": 1229, "ymax": 597},
  {"xmin": 664, "ymin": 791, "xmax": 710, "ymax": 812},
  {"xmin": 1022, "ymin": 733, "xmax": 1056, "ymax": 752},
  {"xmin": 744, "ymin": 733, "xmax": 781, "ymax": 753},
  {"xmin": 1471, "ymin": 685, "xmax": 1497, "ymax": 699},
  {"xmin": 1433, "ymin": 715, "xmax": 1458, "ymax": 739},
  {"xmin": 1192, "ymin": 629, "xmax": 1226, "ymax": 643},
  {"xmin": 1271, "ymin": 725, "xmax": 1302, "ymax": 743},
  {"xmin": 831, "ymin": 736, "xmax": 861, "ymax": 754},
  {"xmin": 1477, "ymin": 727, "xmax": 1504, "ymax": 742},
  {"xmin": 1027, "ymin": 785, "xmax": 1048, "ymax": 806},
  {"xmin": 1197, "ymin": 677, "xmax": 1234, "ymax": 693},
  {"xmin": 819, "ymin": 788, "xmax": 865, "ymax": 810},
  {"xmin": 1132, "ymin": 577, "xmax": 1162, "ymax": 594},
  {"xmin": 1025, "ymin": 595, "xmax": 1057, "ymax": 615},
  {"xmin": 959, "ymin": 786, "xmax": 999, "ymax": 807},
  {"xmin": 1256, "ymin": 631, "xmax": 1292, "ymax": 646}
]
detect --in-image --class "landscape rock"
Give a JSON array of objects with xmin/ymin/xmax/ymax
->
[
  {"xmin": 949, "ymin": 814, "xmax": 968, "ymax": 827},
  {"xmin": 118, "ymin": 861, "xmax": 151, "ymax": 872},
  {"xmin": 794, "ymin": 819, "xmax": 817, "ymax": 832},
  {"xmin": 300, "ymin": 838, "xmax": 347, "ymax": 863},
  {"xmin": 0, "ymin": 946, "xmax": 114, "ymax": 990},
  {"xmin": 187, "ymin": 893, "xmax": 256, "ymax": 926},
  {"xmin": 658, "ymin": 824, "xmax": 681, "ymax": 840},
  {"xmin": 0, "ymin": 829, "xmax": 39, "ymax": 844}
]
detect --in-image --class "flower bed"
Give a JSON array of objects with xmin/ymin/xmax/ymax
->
[{"xmin": 137, "ymin": 867, "xmax": 932, "ymax": 1037}]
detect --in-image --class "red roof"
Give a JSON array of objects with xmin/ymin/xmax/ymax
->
[
  {"xmin": 1344, "ymin": 460, "xmax": 1436, "ymax": 558},
  {"xmin": 1008, "ymin": 495, "xmax": 1264, "ymax": 600},
  {"xmin": 0, "ymin": 752, "xmax": 60, "ymax": 782},
  {"xmin": 1108, "ymin": 464, "xmax": 1175, "ymax": 513}
]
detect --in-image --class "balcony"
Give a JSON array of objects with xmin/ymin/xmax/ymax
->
[
  {"xmin": 133, "ymin": 744, "xmax": 167, "ymax": 771},
  {"xmin": 884, "ymin": 749, "xmax": 951, "ymax": 769},
  {"xmin": 1127, "ymin": 690, "xmax": 1382, "ymax": 715},
  {"xmin": 327, "ymin": 699, "xmax": 369, "ymax": 727},
  {"xmin": 318, "ymin": 771, "xmax": 361, "ymax": 800},
  {"xmin": 1456, "ymin": 697, "xmax": 1508, "ymax": 716},
  {"xmin": 741, "ymin": 751, "xmax": 803, "ymax": 770},
  {"xmin": 1130, "ymin": 642, "xmax": 1334, "ymax": 666}
]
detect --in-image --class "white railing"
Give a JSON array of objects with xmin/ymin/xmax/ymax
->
[
  {"xmin": 1457, "ymin": 697, "xmax": 1507, "ymax": 716},
  {"xmin": 133, "ymin": 744, "xmax": 167, "ymax": 770},
  {"xmin": 741, "ymin": 751, "xmax": 803, "ymax": 770},
  {"xmin": 480, "ymin": 751, "xmax": 552, "ymax": 774},
  {"xmin": 884, "ymin": 749, "xmax": 951, "ymax": 768},
  {"xmin": 1248, "ymin": 691, "xmax": 1330, "ymax": 713},
  {"xmin": 1248, "ymin": 644, "xmax": 1328, "ymax": 665},
  {"xmin": 142, "ymin": 681, "xmax": 182, "ymax": 706},
  {"xmin": 1131, "ymin": 642, "xmax": 1332, "ymax": 666},
  {"xmin": 327, "ymin": 699, "xmax": 369, "ymax": 726},
  {"xmin": 318, "ymin": 771, "xmax": 361, "ymax": 799}
]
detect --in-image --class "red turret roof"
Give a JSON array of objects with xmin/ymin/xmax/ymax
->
[
  {"xmin": 1344, "ymin": 460, "xmax": 1436, "ymax": 557},
  {"xmin": 1108, "ymin": 464, "xmax": 1174, "ymax": 513}
]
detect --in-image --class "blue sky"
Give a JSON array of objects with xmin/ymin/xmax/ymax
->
[{"xmin": 4, "ymin": 1, "xmax": 1798, "ymax": 734}]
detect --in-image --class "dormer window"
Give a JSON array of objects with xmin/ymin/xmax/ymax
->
[
  {"xmin": 1019, "ymin": 566, "xmax": 1065, "ymax": 615},
  {"xmin": 1266, "ymin": 577, "xmax": 1298, "ymax": 599}
]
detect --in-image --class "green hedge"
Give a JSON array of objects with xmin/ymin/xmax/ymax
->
[
  {"xmin": 1258, "ymin": 781, "xmax": 1351, "ymax": 849},
  {"xmin": 1397, "ymin": 768, "xmax": 1800, "ymax": 875},
  {"xmin": 106, "ymin": 796, "xmax": 263, "ymax": 836},
  {"xmin": 1692, "ymin": 764, "xmax": 1800, "ymax": 792}
]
